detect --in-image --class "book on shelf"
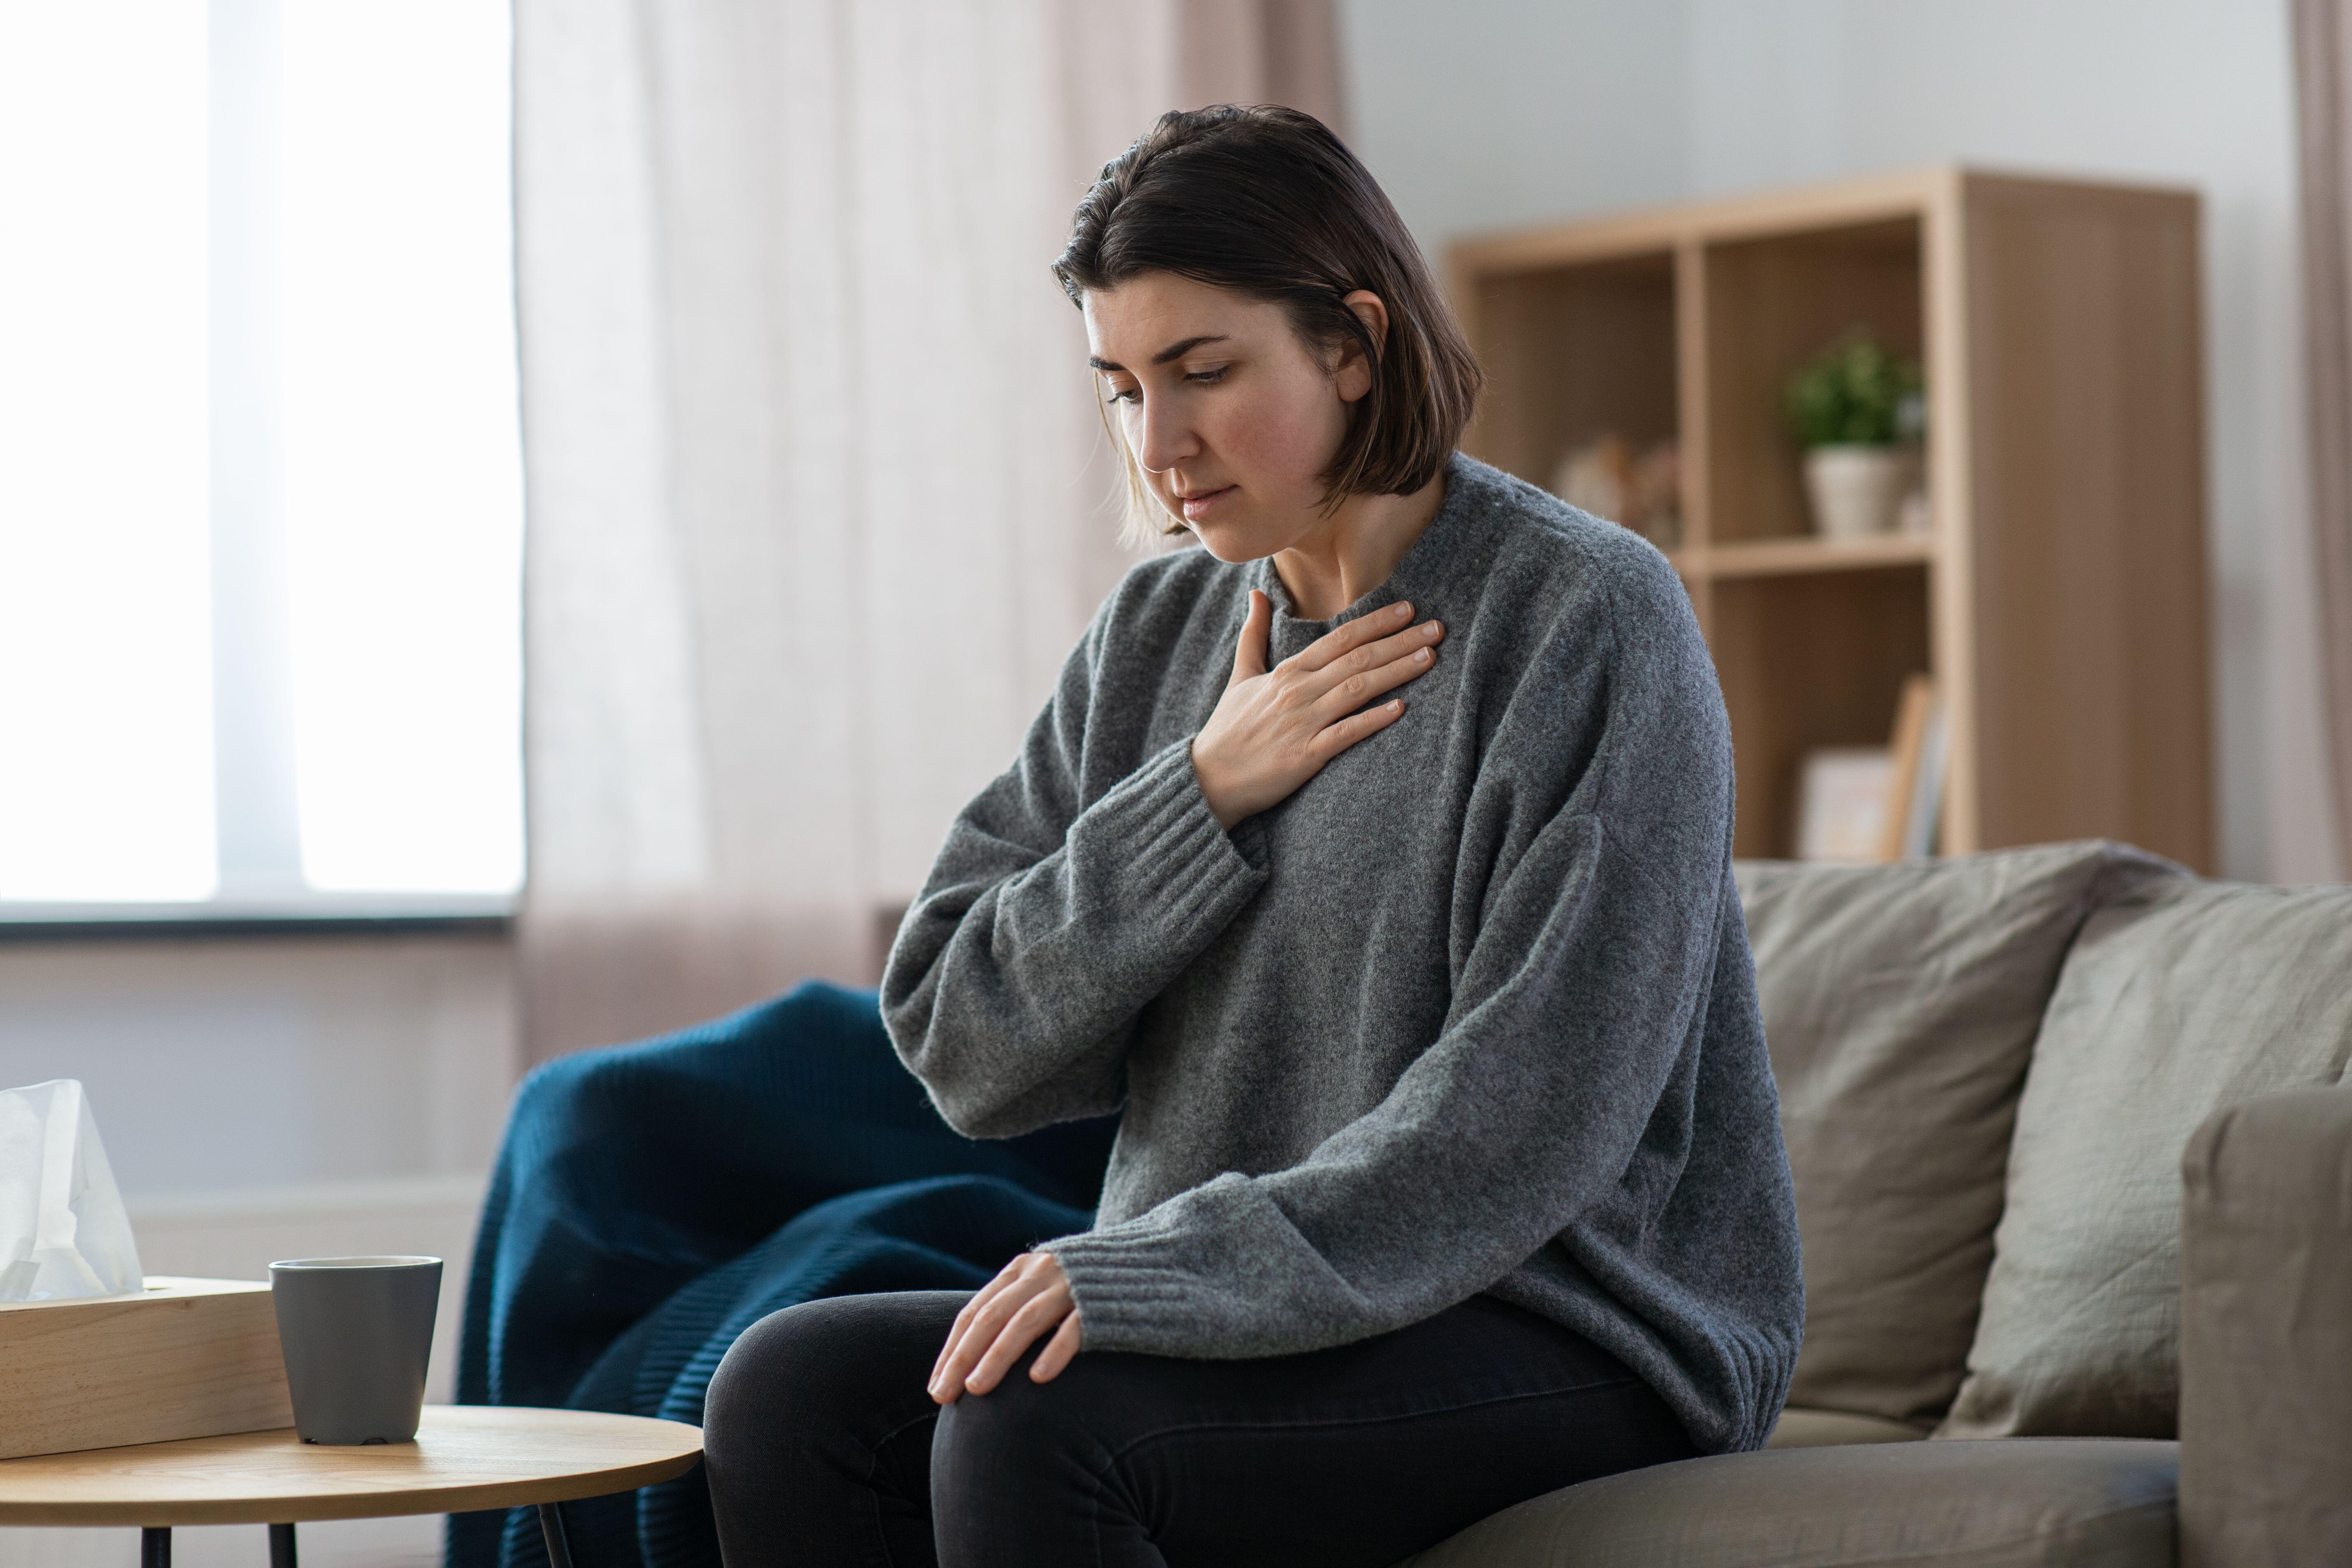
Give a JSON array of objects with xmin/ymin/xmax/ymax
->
[
  {"xmin": 1793, "ymin": 673, "xmax": 1944, "ymax": 862},
  {"xmin": 1794, "ymin": 748, "xmax": 1896, "ymax": 862},
  {"xmin": 1881, "ymin": 673, "xmax": 1945, "ymax": 860}
]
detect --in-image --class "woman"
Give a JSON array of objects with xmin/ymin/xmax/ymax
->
[{"xmin": 704, "ymin": 105, "xmax": 1803, "ymax": 1567}]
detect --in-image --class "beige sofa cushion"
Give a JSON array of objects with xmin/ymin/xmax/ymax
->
[
  {"xmin": 1397, "ymin": 1439, "xmax": 2178, "ymax": 1568},
  {"xmin": 1942, "ymin": 880, "xmax": 2352, "ymax": 1439},
  {"xmin": 1766, "ymin": 1407, "xmax": 1930, "ymax": 1448},
  {"xmin": 2179, "ymin": 1086, "xmax": 2352, "ymax": 1563},
  {"xmin": 1736, "ymin": 844, "xmax": 2178, "ymax": 1427}
]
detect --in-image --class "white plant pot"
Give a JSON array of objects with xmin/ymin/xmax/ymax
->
[{"xmin": 1803, "ymin": 445, "xmax": 1918, "ymax": 539}]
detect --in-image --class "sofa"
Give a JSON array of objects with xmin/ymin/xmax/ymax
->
[{"xmin": 1399, "ymin": 840, "xmax": 2352, "ymax": 1568}]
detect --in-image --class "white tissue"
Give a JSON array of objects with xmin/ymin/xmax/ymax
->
[{"xmin": 0, "ymin": 1079, "xmax": 144, "ymax": 1303}]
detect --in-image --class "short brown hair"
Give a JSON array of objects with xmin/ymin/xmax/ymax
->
[{"xmin": 1054, "ymin": 105, "xmax": 1482, "ymax": 539}]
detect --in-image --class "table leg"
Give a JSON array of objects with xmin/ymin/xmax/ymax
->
[
  {"xmin": 537, "ymin": 1502, "xmax": 574, "ymax": 1568},
  {"xmin": 268, "ymin": 1522, "xmax": 297, "ymax": 1568},
  {"xmin": 141, "ymin": 1528, "xmax": 169, "ymax": 1568}
]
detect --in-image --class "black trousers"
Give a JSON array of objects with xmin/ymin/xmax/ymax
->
[{"xmin": 702, "ymin": 1289, "xmax": 1695, "ymax": 1568}]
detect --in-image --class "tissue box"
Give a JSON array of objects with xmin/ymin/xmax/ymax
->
[{"xmin": 0, "ymin": 1277, "xmax": 293, "ymax": 1459}]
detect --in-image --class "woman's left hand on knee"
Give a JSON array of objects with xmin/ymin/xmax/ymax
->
[{"xmin": 929, "ymin": 1251, "xmax": 1084, "ymax": 1404}]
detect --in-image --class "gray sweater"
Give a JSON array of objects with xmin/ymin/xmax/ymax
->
[{"xmin": 881, "ymin": 453, "xmax": 1803, "ymax": 1453}]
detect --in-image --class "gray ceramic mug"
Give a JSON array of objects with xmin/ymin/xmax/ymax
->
[{"xmin": 268, "ymin": 1256, "xmax": 442, "ymax": 1444}]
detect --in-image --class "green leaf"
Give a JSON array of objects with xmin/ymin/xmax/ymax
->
[{"xmin": 1782, "ymin": 329, "xmax": 1925, "ymax": 449}]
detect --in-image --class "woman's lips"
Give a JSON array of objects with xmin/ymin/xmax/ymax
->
[{"xmin": 1179, "ymin": 485, "xmax": 1235, "ymax": 522}]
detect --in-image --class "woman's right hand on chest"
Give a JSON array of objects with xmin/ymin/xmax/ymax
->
[{"xmin": 1190, "ymin": 589, "xmax": 1445, "ymax": 830}]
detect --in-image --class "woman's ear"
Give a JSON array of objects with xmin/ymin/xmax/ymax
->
[{"xmin": 1333, "ymin": 289, "xmax": 1390, "ymax": 404}]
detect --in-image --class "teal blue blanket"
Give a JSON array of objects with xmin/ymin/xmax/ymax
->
[{"xmin": 447, "ymin": 980, "xmax": 1118, "ymax": 1568}]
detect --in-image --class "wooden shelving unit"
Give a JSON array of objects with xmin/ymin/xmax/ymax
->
[{"xmin": 1450, "ymin": 167, "xmax": 2214, "ymax": 869}]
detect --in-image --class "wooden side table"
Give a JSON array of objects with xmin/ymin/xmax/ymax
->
[{"xmin": 0, "ymin": 1405, "xmax": 702, "ymax": 1568}]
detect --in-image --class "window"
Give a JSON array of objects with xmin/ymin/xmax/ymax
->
[{"xmin": 0, "ymin": 0, "xmax": 523, "ymax": 918}]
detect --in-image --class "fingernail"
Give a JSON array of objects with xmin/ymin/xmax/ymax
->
[
  {"xmin": 1393, "ymin": 602, "xmax": 1411, "ymax": 618},
  {"xmin": 1425, "ymin": 621, "xmax": 1441, "ymax": 637},
  {"xmin": 1414, "ymin": 648, "xmax": 1430, "ymax": 662}
]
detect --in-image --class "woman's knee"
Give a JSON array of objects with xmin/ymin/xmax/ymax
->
[
  {"xmin": 709, "ymin": 1298, "xmax": 875, "ymax": 1446},
  {"xmin": 706, "ymin": 1293, "xmax": 962, "ymax": 1562},
  {"xmin": 933, "ymin": 1354, "xmax": 1133, "ymax": 1496},
  {"xmin": 708, "ymin": 1292, "xmax": 964, "ymax": 1460},
  {"xmin": 932, "ymin": 1360, "xmax": 1162, "ymax": 1563}
]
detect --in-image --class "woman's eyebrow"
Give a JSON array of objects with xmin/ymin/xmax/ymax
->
[{"xmin": 1086, "ymin": 334, "xmax": 1232, "ymax": 374}]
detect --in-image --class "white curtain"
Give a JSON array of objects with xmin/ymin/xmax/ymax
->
[
  {"xmin": 512, "ymin": 0, "xmax": 1343, "ymax": 1063},
  {"xmin": 2294, "ymin": 0, "xmax": 2352, "ymax": 879}
]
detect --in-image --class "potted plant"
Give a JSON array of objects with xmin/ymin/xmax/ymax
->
[{"xmin": 1783, "ymin": 331, "xmax": 1925, "ymax": 539}]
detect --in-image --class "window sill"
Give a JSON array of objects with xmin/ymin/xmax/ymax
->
[{"xmin": 0, "ymin": 894, "xmax": 515, "ymax": 941}]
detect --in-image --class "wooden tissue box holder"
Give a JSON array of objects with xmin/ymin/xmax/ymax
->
[{"xmin": 0, "ymin": 1277, "xmax": 293, "ymax": 1460}]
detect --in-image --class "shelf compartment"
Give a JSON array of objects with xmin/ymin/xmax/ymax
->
[
  {"xmin": 1463, "ymin": 250, "xmax": 1677, "ymax": 491},
  {"xmin": 1711, "ymin": 565, "xmax": 1932, "ymax": 859},
  {"xmin": 1703, "ymin": 216, "xmax": 1923, "ymax": 545},
  {"xmin": 1669, "ymin": 532, "xmax": 1935, "ymax": 581}
]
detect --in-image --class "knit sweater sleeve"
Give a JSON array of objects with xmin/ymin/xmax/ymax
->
[
  {"xmin": 1045, "ymin": 544, "xmax": 1736, "ymax": 1357},
  {"xmin": 879, "ymin": 598, "xmax": 1271, "ymax": 1139}
]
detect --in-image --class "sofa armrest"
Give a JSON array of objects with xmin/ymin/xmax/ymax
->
[{"xmin": 2179, "ymin": 1083, "xmax": 2352, "ymax": 1567}]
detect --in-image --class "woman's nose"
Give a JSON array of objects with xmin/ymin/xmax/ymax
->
[{"xmin": 1133, "ymin": 394, "xmax": 1199, "ymax": 474}]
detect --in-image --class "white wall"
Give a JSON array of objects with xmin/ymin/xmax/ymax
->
[
  {"xmin": 0, "ymin": 938, "xmax": 510, "ymax": 1568},
  {"xmin": 0, "ymin": 932, "xmax": 514, "ymax": 1195},
  {"xmin": 1341, "ymin": 0, "xmax": 2343, "ymax": 883},
  {"xmin": 5, "ymin": 1512, "xmax": 443, "ymax": 1568}
]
